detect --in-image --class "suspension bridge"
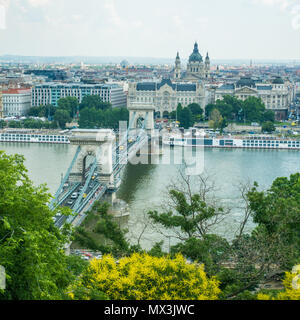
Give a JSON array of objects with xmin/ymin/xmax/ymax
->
[{"xmin": 49, "ymin": 104, "xmax": 155, "ymax": 229}]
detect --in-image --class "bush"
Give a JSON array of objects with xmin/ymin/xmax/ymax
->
[{"xmin": 68, "ymin": 253, "xmax": 221, "ymax": 300}]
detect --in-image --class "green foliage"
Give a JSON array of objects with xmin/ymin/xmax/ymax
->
[
  {"xmin": 54, "ymin": 109, "xmax": 72, "ymax": 129},
  {"xmin": 242, "ymin": 97, "xmax": 265, "ymax": 122},
  {"xmin": 22, "ymin": 119, "xmax": 44, "ymax": 129},
  {"xmin": 206, "ymin": 95, "xmax": 275, "ymax": 124},
  {"xmin": 171, "ymin": 236, "xmax": 230, "ymax": 276},
  {"xmin": 208, "ymin": 108, "xmax": 227, "ymax": 133},
  {"xmin": 258, "ymin": 270, "xmax": 300, "ymax": 300},
  {"xmin": 247, "ymin": 173, "xmax": 300, "ymax": 267},
  {"xmin": 147, "ymin": 241, "xmax": 166, "ymax": 258},
  {"xmin": 148, "ymin": 189, "xmax": 225, "ymax": 240},
  {"xmin": 27, "ymin": 106, "xmax": 46, "ymax": 117},
  {"xmin": 187, "ymin": 103, "xmax": 204, "ymax": 123},
  {"xmin": 261, "ymin": 121, "xmax": 276, "ymax": 133},
  {"xmin": 263, "ymin": 110, "xmax": 275, "ymax": 122},
  {"xmin": 79, "ymin": 95, "xmax": 111, "ymax": 111},
  {"xmin": 0, "ymin": 151, "xmax": 75, "ymax": 300},
  {"xmin": 0, "ymin": 120, "xmax": 6, "ymax": 129},
  {"xmin": 176, "ymin": 104, "xmax": 194, "ymax": 129},
  {"xmin": 68, "ymin": 253, "xmax": 221, "ymax": 300},
  {"xmin": 78, "ymin": 106, "xmax": 129, "ymax": 129},
  {"xmin": 8, "ymin": 120, "xmax": 22, "ymax": 128},
  {"xmin": 73, "ymin": 202, "xmax": 139, "ymax": 257},
  {"xmin": 57, "ymin": 97, "xmax": 79, "ymax": 118},
  {"xmin": 27, "ymin": 105, "xmax": 56, "ymax": 119},
  {"xmin": 6, "ymin": 119, "xmax": 58, "ymax": 130}
]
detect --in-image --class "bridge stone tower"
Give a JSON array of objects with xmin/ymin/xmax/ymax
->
[
  {"xmin": 128, "ymin": 103, "xmax": 155, "ymax": 134},
  {"xmin": 69, "ymin": 129, "xmax": 116, "ymax": 186}
]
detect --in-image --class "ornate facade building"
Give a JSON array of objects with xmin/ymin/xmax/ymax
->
[
  {"xmin": 127, "ymin": 42, "xmax": 209, "ymax": 117},
  {"xmin": 127, "ymin": 78, "xmax": 205, "ymax": 118},
  {"xmin": 174, "ymin": 42, "xmax": 210, "ymax": 82},
  {"xmin": 214, "ymin": 77, "xmax": 293, "ymax": 120}
]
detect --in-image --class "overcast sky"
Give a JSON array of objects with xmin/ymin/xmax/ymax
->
[{"xmin": 0, "ymin": 0, "xmax": 299, "ymax": 60}]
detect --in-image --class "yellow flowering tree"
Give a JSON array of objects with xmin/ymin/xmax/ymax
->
[
  {"xmin": 68, "ymin": 253, "xmax": 221, "ymax": 300},
  {"xmin": 258, "ymin": 270, "xmax": 300, "ymax": 300}
]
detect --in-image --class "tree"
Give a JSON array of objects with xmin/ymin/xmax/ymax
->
[
  {"xmin": 205, "ymin": 96, "xmax": 242, "ymax": 121},
  {"xmin": 44, "ymin": 104, "xmax": 56, "ymax": 119},
  {"xmin": 0, "ymin": 120, "xmax": 6, "ymax": 129},
  {"xmin": 0, "ymin": 151, "xmax": 75, "ymax": 300},
  {"xmin": 221, "ymin": 95, "xmax": 243, "ymax": 121},
  {"xmin": 54, "ymin": 109, "xmax": 71, "ymax": 129},
  {"xmin": 261, "ymin": 121, "xmax": 275, "ymax": 133},
  {"xmin": 27, "ymin": 106, "xmax": 46, "ymax": 117},
  {"xmin": 78, "ymin": 107, "xmax": 101, "ymax": 129},
  {"xmin": 241, "ymin": 97, "xmax": 266, "ymax": 123},
  {"xmin": 79, "ymin": 95, "xmax": 111, "ymax": 111},
  {"xmin": 208, "ymin": 109, "xmax": 227, "ymax": 133},
  {"xmin": 149, "ymin": 170, "xmax": 229, "ymax": 233},
  {"xmin": 68, "ymin": 253, "xmax": 221, "ymax": 300},
  {"xmin": 247, "ymin": 173, "xmax": 300, "ymax": 269},
  {"xmin": 22, "ymin": 119, "xmax": 44, "ymax": 129},
  {"xmin": 74, "ymin": 202, "xmax": 139, "ymax": 257},
  {"xmin": 178, "ymin": 107, "xmax": 193, "ymax": 129},
  {"xmin": 258, "ymin": 269, "xmax": 300, "ymax": 300},
  {"xmin": 171, "ymin": 235, "xmax": 230, "ymax": 276},
  {"xmin": 57, "ymin": 97, "xmax": 79, "ymax": 118},
  {"xmin": 145, "ymin": 167, "xmax": 300, "ymax": 300},
  {"xmin": 78, "ymin": 107, "xmax": 129, "ymax": 129},
  {"xmin": 188, "ymin": 103, "xmax": 203, "ymax": 123},
  {"xmin": 262, "ymin": 110, "xmax": 275, "ymax": 123},
  {"xmin": 8, "ymin": 121, "xmax": 22, "ymax": 128}
]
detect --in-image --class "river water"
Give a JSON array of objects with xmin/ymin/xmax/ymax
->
[{"xmin": 1, "ymin": 142, "xmax": 300, "ymax": 250}]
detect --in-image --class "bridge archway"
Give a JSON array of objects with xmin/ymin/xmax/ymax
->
[
  {"xmin": 136, "ymin": 116, "xmax": 146, "ymax": 129},
  {"xmin": 68, "ymin": 129, "xmax": 116, "ymax": 186},
  {"xmin": 81, "ymin": 151, "xmax": 97, "ymax": 181},
  {"xmin": 128, "ymin": 104, "xmax": 155, "ymax": 133},
  {"xmin": 154, "ymin": 111, "xmax": 161, "ymax": 119}
]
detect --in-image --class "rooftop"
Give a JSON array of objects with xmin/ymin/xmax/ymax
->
[
  {"xmin": 2, "ymin": 88, "xmax": 31, "ymax": 94},
  {"xmin": 136, "ymin": 79, "xmax": 197, "ymax": 92}
]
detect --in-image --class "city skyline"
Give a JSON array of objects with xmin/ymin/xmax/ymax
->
[{"xmin": 0, "ymin": 0, "xmax": 300, "ymax": 60}]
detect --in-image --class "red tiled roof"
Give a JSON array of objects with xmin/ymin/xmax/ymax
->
[{"xmin": 2, "ymin": 88, "xmax": 31, "ymax": 94}]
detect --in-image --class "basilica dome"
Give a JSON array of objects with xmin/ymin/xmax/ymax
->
[{"xmin": 189, "ymin": 42, "xmax": 203, "ymax": 63}]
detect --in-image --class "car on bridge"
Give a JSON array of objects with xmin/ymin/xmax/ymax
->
[
  {"xmin": 71, "ymin": 192, "xmax": 78, "ymax": 199},
  {"xmin": 67, "ymin": 200, "xmax": 74, "ymax": 205}
]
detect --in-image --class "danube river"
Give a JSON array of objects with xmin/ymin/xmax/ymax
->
[{"xmin": 1, "ymin": 142, "xmax": 300, "ymax": 250}]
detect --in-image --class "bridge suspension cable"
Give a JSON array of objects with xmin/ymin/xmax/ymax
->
[{"xmin": 49, "ymin": 145, "xmax": 81, "ymax": 210}]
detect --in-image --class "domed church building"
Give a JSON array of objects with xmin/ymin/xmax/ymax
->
[{"xmin": 174, "ymin": 42, "xmax": 210, "ymax": 82}]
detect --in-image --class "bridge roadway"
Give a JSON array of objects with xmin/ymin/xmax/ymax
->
[{"xmin": 52, "ymin": 133, "xmax": 148, "ymax": 229}]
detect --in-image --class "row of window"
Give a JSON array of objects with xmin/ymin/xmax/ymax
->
[
  {"xmin": 136, "ymin": 97, "xmax": 196, "ymax": 103},
  {"xmin": 1, "ymin": 134, "xmax": 68, "ymax": 140},
  {"xmin": 243, "ymin": 141, "xmax": 300, "ymax": 146}
]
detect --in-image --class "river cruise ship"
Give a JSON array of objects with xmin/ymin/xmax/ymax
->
[
  {"xmin": 162, "ymin": 131, "xmax": 300, "ymax": 150},
  {"xmin": 0, "ymin": 130, "xmax": 70, "ymax": 144}
]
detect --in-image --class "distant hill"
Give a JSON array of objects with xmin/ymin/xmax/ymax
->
[
  {"xmin": 0, "ymin": 55, "xmax": 299, "ymax": 66},
  {"xmin": 0, "ymin": 55, "xmax": 174, "ymax": 65}
]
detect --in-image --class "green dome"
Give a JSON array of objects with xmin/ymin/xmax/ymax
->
[
  {"xmin": 189, "ymin": 42, "xmax": 203, "ymax": 63},
  {"xmin": 272, "ymin": 77, "xmax": 284, "ymax": 84}
]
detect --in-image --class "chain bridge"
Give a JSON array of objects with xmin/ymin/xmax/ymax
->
[{"xmin": 49, "ymin": 104, "xmax": 156, "ymax": 229}]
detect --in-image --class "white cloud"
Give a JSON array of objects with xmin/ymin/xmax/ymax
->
[
  {"xmin": 131, "ymin": 20, "xmax": 142, "ymax": 28},
  {"xmin": 252, "ymin": 0, "xmax": 295, "ymax": 11},
  {"xmin": 104, "ymin": 0, "xmax": 122, "ymax": 27},
  {"xmin": 0, "ymin": 0, "xmax": 9, "ymax": 29},
  {"xmin": 27, "ymin": 0, "xmax": 50, "ymax": 7},
  {"xmin": 172, "ymin": 15, "xmax": 183, "ymax": 28}
]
